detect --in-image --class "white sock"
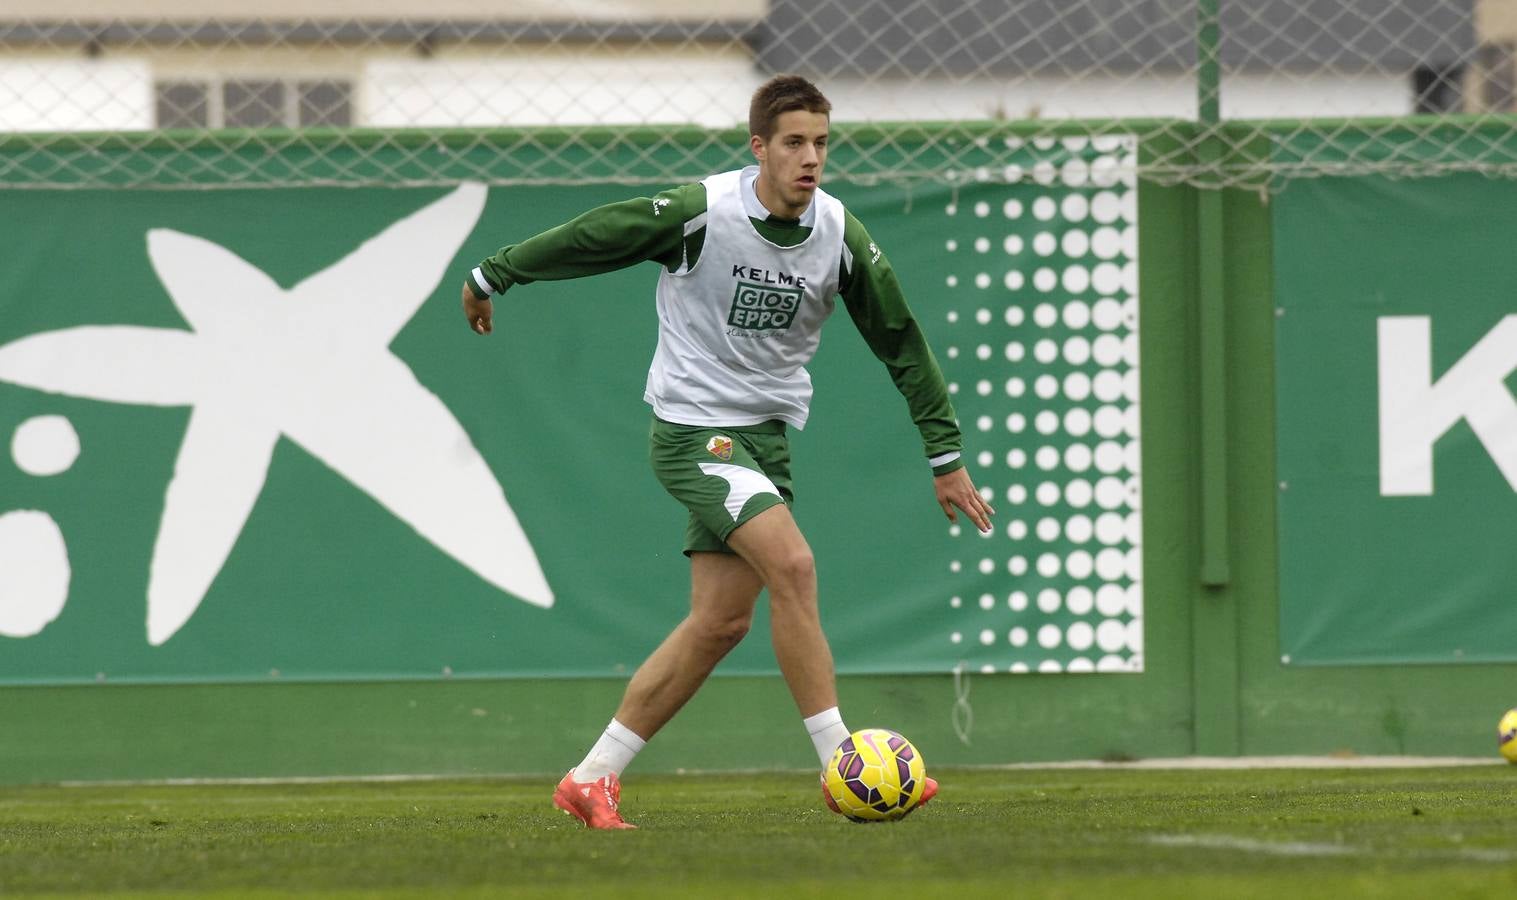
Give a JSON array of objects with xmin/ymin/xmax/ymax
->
[
  {"xmin": 803, "ymin": 707, "xmax": 851, "ymax": 767},
  {"xmin": 574, "ymin": 718, "xmax": 647, "ymax": 782}
]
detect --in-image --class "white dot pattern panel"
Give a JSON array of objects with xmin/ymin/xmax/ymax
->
[{"xmin": 937, "ymin": 135, "xmax": 1142, "ymax": 675}]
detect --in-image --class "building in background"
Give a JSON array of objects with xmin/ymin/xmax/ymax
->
[
  {"xmin": 0, "ymin": 0, "xmax": 1490, "ymax": 133},
  {"xmin": 758, "ymin": 0, "xmax": 1473, "ymax": 120},
  {"xmin": 0, "ymin": 0, "xmax": 762, "ymax": 131},
  {"xmin": 1474, "ymin": 0, "xmax": 1517, "ymax": 110}
]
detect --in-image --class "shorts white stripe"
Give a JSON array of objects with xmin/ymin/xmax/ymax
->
[{"xmin": 698, "ymin": 462, "xmax": 781, "ymax": 521}]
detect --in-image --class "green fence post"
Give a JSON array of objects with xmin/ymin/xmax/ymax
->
[
  {"xmin": 1191, "ymin": 0, "xmax": 1241, "ymax": 756},
  {"xmin": 1197, "ymin": 0, "xmax": 1228, "ymax": 586}
]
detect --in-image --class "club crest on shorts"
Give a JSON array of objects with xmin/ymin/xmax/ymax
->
[{"xmin": 706, "ymin": 435, "xmax": 733, "ymax": 460}]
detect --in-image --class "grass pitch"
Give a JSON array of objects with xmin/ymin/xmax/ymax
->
[{"xmin": 2, "ymin": 767, "xmax": 1516, "ymax": 898}]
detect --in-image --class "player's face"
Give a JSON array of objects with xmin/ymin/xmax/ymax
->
[{"xmin": 751, "ymin": 110, "xmax": 830, "ymax": 219}]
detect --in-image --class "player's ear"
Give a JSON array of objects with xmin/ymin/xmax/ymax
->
[{"xmin": 749, "ymin": 133, "xmax": 765, "ymax": 163}]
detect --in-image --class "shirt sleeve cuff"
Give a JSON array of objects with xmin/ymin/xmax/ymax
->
[
  {"xmin": 470, "ymin": 267, "xmax": 496, "ymax": 298},
  {"xmin": 929, "ymin": 451, "xmax": 963, "ymax": 476}
]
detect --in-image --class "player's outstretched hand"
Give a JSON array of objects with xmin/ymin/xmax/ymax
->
[
  {"xmin": 934, "ymin": 466, "xmax": 995, "ymax": 533},
  {"xmin": 462, "ymin": 283, "xmax": 493, "ymax": 335}
]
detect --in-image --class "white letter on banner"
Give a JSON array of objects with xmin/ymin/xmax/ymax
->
[{"xmin": 1378, "ymin": 315, "xmax": 1517, "ymax": 496}]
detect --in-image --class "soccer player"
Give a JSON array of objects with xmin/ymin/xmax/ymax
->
[{"xmin": 461, "ymin": 75, "xmax": 994, "ymax": 829}]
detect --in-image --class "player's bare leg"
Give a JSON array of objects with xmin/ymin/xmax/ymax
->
[
  {"xmin": 612, "ymin": 552, "xmax": 765, "ymax": 738},
  {"xmin": 725, "ymin": 504, "xmax": 837, "ymax": 718},
  {"xmin": 725, "ymin": 504, "xmax": 941, "ymax": 813},
  {"xmin": 556, "ymin": 552, "xmax": 763, "ymax": 828}
]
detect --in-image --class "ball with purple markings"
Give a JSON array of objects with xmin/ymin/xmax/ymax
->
[{"xmin": 822, "ymin": 728, "xmax": 928, "ymax": 822}]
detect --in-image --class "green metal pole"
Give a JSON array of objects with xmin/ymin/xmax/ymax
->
[
  {"xmin": 1191, "ymin": 0, "xmax": 1240, "ymax": 757},
  {"xmin": 1196, "ymin": 0, "xmax": 1228, "ymax": 587},
  {"xmin": 1198, "ymin": 0, "xmax": 1221, "ymax": 125}
]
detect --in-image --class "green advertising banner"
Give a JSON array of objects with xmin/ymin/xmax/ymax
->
[
  {"xmin": 0, "ymin": 137, "xmax": 1141, "ymax": 683},
  {"xmin": 1275, "ymin": 168, "xmax": 1517, "ymax": 665}
]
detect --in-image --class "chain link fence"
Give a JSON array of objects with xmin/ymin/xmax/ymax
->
[{"xmin": 0, "ymin": 0, "xmax": 1511, "ymax": 189}]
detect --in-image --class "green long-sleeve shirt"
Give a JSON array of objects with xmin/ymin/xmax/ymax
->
[{"xmin": 468, "ymin": 182, "xmax": 963, "ymax": 471}]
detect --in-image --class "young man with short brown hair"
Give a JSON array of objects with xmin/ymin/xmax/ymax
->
[{"xmin": 462, "ymin": 74, "xmax": 993, "ymax": 828}]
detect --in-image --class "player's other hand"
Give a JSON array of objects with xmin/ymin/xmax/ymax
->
[
  {"xmin": 462, "ymin": 283, "xmax": 493, "ymax": 335},
  {"xmin": 934, "ymin": 466, "xmax": 995, "ymax": 533}
]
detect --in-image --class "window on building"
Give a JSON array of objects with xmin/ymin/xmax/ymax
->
[
  {"xmin": 153, "ymin": 79, "xmax": 353, "ymax": 129},
  {"xmin": 1478, "ymin": 44, "xmax": 1515, "ymax": 113},
  {"xmin": 156, "ymin": 81, "xmax": 210, "ymax": 129},
  {"xmin": 1412, "ymin": 63, "xmax": 1464, "ymax": 114},
  {"xmin": 223, "ymin": 80, "xmax": 285, "ymax": 129},
  {"xmin": 297, "ymin": 80, "xmax": 352, "ymax": 127}
]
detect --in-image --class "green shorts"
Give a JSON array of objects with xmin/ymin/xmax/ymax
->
[{"xmin": 649, "ymin": 417, "xmax": 794, "ymax": 555}]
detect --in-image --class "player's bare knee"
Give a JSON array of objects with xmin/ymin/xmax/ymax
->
[
  {"xmin": 765, "ymin": 549, "xmax": 817, "ymax": 603},
  {"xmin": 693, "ymin": 612, "xmax": 752, "ymax": 650}
]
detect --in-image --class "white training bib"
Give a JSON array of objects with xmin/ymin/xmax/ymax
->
[{"xmin": 644, "ymin": 166, "xmax": 845, "ymax": 429}]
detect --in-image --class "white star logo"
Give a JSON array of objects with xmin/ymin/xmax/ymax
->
[{"xmin": 0, "ymin": 183, "xmax": 553, "ymax": 645}]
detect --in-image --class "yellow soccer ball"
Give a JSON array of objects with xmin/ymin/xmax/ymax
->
[
  {"xmin": 823, "ymin": 728, "xmax": 927, "ymax": 822},
  {"xmin": 1499, "ymin": 709, "xmax": 1517, "ymax": 764}
]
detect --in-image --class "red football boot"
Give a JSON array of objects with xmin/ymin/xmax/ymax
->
[
  {"xmin": 896, "ymin": 775, "xmax": 938, "ymax": 819},
  {"xmin": 820, "ymin": 770, "xmax": 842, "ymax": 814},
  {"xmin": 918, "ymin": 776, "xmax": 938, "ymax": 808},
  {"xmin": 552, "ymin": 769, "xmax": 636, "ymax": 830}
]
